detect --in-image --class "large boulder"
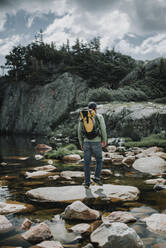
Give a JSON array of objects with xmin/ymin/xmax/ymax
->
[
  {"xmin": 132, "ymin": 156, "xmax": 166, "ymax": 175},
  {"xmin": 26, "ymin": 184, "xmax": 140, "ymax": 203},
  {"xmin": 90, "ymin": 222, "xmax": 144, "ymax": 248},
  {"xmin": 0, "ymin": 73, "xmax": 87, "ymax": 134}
]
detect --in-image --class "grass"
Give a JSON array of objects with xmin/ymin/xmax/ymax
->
[{"xmin": 124, "ymin": 132, "xmax": 166, "ymax": 148}]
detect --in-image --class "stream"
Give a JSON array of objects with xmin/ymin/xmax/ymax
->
[{"xmin": 0, "ymin": 135, "xmax": 166, "ymax": 248}]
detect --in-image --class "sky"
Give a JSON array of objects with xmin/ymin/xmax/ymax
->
[{"xmin": 1, "ymin": 0, "xmax": 166, "ymax": 74}]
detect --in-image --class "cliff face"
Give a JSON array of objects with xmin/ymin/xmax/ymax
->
[{"xmin": 0, "ymin": 73, "xmax": 88, "ymax": 135}]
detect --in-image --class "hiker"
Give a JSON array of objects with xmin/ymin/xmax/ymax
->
[{"xmin": 78, "ymin": 102, "xmax": 107, "ymax": 188}]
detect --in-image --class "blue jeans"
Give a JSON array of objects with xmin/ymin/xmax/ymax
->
[{"xmin": 83, "ymin": 142, "xmax": 103, "ymax": 184}]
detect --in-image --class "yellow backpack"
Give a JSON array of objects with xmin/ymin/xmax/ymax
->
[{"xmin": 80, "ymin": 108, "xmax": 99, "ymax": 139}]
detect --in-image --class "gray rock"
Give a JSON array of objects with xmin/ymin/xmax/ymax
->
[
  {"xmin": 26, "ymin": 184, "xmax": 140, "ymax": 203},
  {"xmin": 36, "ymin": 240, "xmax": 63, "ymax": 248},
  {"xmin": 63, "ymin": 200, "xmax": 100, "ymax": 220},
  {"xmin": 0, "ymin": 72, "xmax": 87, "ymax": 135},
  {"xmin": 143, "ymin": 213, "xmax": 166, "ymax": 234},
  {"xmin": 21, "ymin": 222, "xmax": 52, "ymax": 243},
  {"xmin": 133, "ymin": 156, "xmax": 166, "ymax": 175},
  {"xmin": 102, "ymin": 211, "xmax": 136, "ymax": 223},
  {"xmin": 0, "ymin": 215, "xmax": 13, "ymax": 234},
  {"xmin": 90, "ymin": 222, "xmax": 144, "ymax": 248}
]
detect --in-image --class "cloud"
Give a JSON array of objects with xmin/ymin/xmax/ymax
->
[
  {"xmin": 0, "ymin": 13, "xmax": 6, "ymax": 31},
  {"xmin": 44, "ymin": 9, "xmax": 130, "ymax": 49},
  {"xmin": 116, "ymin": 33, "xmax": 166, "ymax": 60}
]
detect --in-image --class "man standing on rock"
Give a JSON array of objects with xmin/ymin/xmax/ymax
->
[{"xmin": 78, "ymin": 102, "xmax": 107, "ymax": 188}]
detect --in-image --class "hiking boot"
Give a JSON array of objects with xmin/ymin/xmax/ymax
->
[
  {"xmin": 82, "ymin": 182, "xmax": 90, "ymax": 189},
  {"xmin": 92, "ymin": 178, "xmax": 103, "ymax": 186}
]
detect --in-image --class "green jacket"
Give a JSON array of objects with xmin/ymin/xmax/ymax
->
[{"xmin": 78, "ymin": 113, "xmax": 107, "ymax": 147}]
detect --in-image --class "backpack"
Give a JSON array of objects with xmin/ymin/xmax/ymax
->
[{"xmin": 80, "ymin": 108, "xmax": 100, "ymax": 139}]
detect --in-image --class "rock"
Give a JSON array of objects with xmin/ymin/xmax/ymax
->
[
  {"xmin": 103, "ymin": 157, "xmax": 112, "ymax": 164},
  {"xmin": 49, "ymin": 175, "xmax": 60, "ymax": 181},
  {"xmin": 0, "ymin": 215, "xmax": 13, "ymax": 234},
  {"xmin": 102, "ymin": 211, "xmax": 136, "ymax": 224},
  {"xmin": 21, "ymin": 218, "xmax": 33, "ymax": 230},
  {"xmin": 122, "ymin": 156, "xmax": 136, "ymax": 167},
  {"xmin": 132, "ymin": 156, "xmax": 166, "ymax": 175},
  {"xmin": 62, "ymin": 154, "xmax": 81, "ymax": 162},
  {"xmin": 0, "ymin": 201, "xmax": 29, "ymax": 214},
  {"xmin": 110, "ymin": 154, "xmax": 124, "ymax": 165},
  {"xmin": 101, "ymin": 169, "xmax": 112, "ymax": 175},
  {"xmin": 33, "ymin": 165, "xmax": 56, "ymax": 172},
  {"xmin": 35, "ymin": 155, "xmax": 44, "ymax": 160},
  {"xmin": 90, "ymin": 222, "xmax": 144, "ymax": 248},
  {"xmin": 21, "ymin": 222, "xmax": 52, "ymax": 243},
  {"xmin": 35, "ymin": 144, "xmax": 52, "ymax": 152},
  {"xmin": 136, "ymin": 147, "xmax": 164, "ymax": 159},
  {"xmin": 63, "ymin": 201, "xmax": 100, "ymax": 220},
  {"xmin": 70, "ymin": 223, "xmax": 91, "ymax": 234},
  {"xmin": 26, "ymin": 184, "xmax": 140, "ymax": 203},
  {"xmin": 0, "ymin": 73, "xmax": 88, "ymax": 135},
  {"xmin": 156, "ymin": 152, "xmax": 166, "ymax": 160},
  {"xmin": 25, "ymin": 171, "xmax": 52, "ymax": 179},
  {"xmin": 145, "ymin": 178, "xmax": 166, "ymax": 185},
  {"xmin": 106, "ymin": 145, "xmax": 117, "ymax": 153},
  {"xmin": 143, "ymin": 213, "xmax": 166, "ymax": 233},
  {"xmin": 82, "ymin": 243, "xmax": 94, "ymax": 248},
  {"xmin": 60, "ymin": 171, "xmax": 84, "ymax": 178},
  {"xmin": 36, "ymin": 240, "xmax": 63, "ymax": 248},
  {"xmin": 153, "ymin": 183, "xmax": 166, "ymax": 191}
]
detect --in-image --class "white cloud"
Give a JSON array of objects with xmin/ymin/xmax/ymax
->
[
  {"xmin": 116, "ymin": 33, "xmax": 166, "ymax": 59},
  {"xmin": 0, "ymin": 13, "xmax": 6, "ymax": 31},
  {"xmin": 44, "ymin": 9, "xmax": 130, "ymax": 50}
]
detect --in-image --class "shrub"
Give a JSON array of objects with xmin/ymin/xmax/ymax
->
[
  {"xmin": 86, "ymin": 87, "xmax": 112, "ymax": 102},
  {"xmin": 86, "ymin": 86, "xmax": 148, "ymax": 103},
  {"xmin": 154, "ymin": 97, "xmax": 166, "ymax": 104}
]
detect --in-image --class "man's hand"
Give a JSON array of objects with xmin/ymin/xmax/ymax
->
[
  {"xmin": 81, "ymin": 146, "xmax": 84, "ymax": 151},
  {"xmin": 101, "ymin": 141, "xmax": 106, "ymax": 147}
]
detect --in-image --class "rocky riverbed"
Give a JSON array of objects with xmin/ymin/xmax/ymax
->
[{"xmin": 1, "ymin": 136, "xmax": 166, "ymax": 247}]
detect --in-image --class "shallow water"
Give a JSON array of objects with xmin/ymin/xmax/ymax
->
[{"xmin": 0, "ymin": 135, "xmax": 166, "ymax": 247}]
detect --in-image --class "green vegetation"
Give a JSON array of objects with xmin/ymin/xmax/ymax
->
[
  {"xmin": 124, "ymin": 132, "xmax": 166, "ymax": 148},
  {"xmin": 45, "ymin": 144, "xmax": 83, "ymax": 160},
  {"xmin": 2, "ymin": 31, "xmax": 166, "ymax": 102},
  {"xmin": 3, "ymin": 33, "xmax": 135, "ymax": 88},
  {"xmin": 86, "ymin": 86, "xmax": 148, "ymax": 102}
]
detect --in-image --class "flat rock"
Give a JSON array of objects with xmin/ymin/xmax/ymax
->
[
  {"xmin": 0, "ymin": 202, "xmax": 27, "ymax": 214},
  {"xmin": 33, "ymin": 165, "xmax": 56, "ymax": 172},
  {"xmin": 102, "ymin": 211, "xmax": 136, "ymax": 223},
  {"xmin": 60, "ymin": 171, "xmax": 84, "ymax": 178},
  {"xmin": 36, "ymin": 240, "xmax": 63, "ymax": 248},
  {"xmin": 26, "ymin": 184, "xmax": 139, "ymax": 203},
  {"xmin": 25, "ymin": 171, "xmax": 52, "ymax": 179}
]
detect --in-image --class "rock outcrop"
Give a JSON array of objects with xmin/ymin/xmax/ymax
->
[{"xmin": 0, "ymin": 72, "xmax": 87, "ymax": 134}]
